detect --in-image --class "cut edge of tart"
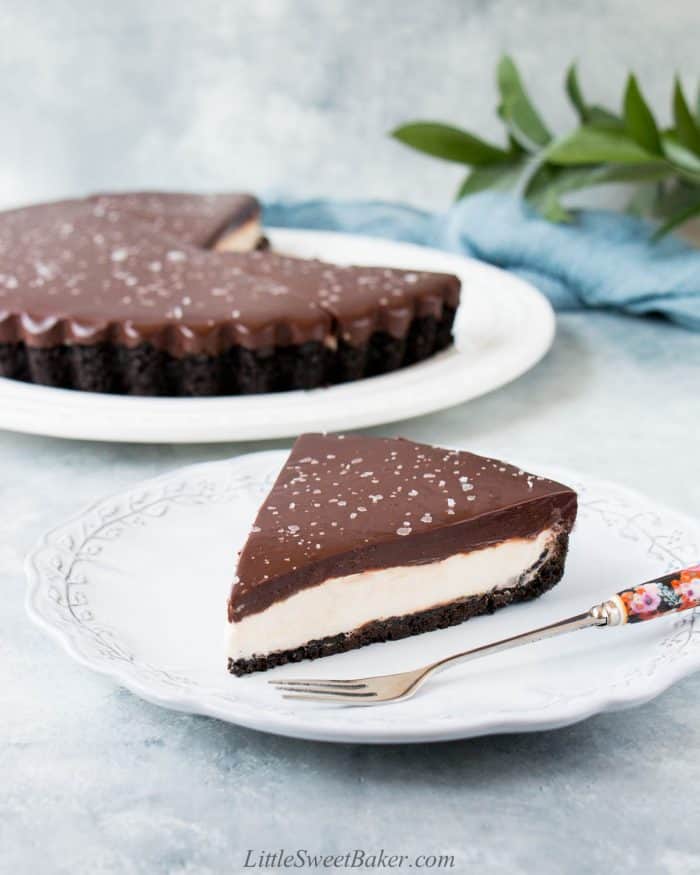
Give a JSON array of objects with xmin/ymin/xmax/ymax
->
[{"xmin": 227, "ymin": 434, "xmax": 578, "ymax": 675}]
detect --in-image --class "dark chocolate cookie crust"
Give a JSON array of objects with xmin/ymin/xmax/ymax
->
[
  {"xmin": 228, "ymin": 528, "xmax": 569, "ymax": 676},
  {"xmin": 0, "ymin": 307, "xmax": 455, "ymax": 396}
]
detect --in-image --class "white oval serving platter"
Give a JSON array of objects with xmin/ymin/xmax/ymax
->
[
  {"xmin": 0, "ymin": 229, "xmax": 554, "ymax": 443},
  {"xmin": 25, "ymin": 450, "xmax": 700, "ymax": 744}
]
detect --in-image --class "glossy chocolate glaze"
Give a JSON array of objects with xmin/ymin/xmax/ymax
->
[
  {"xmin": 229, "ymin": 434, "xmax": 578, "ymax": 621},
  {"xmin": 88, "ymin": 191, "xmax": 260, "ymax": 247},
  {"xmin": 0, "ymin": 193, "xmax": 459, "ymax": 356}
]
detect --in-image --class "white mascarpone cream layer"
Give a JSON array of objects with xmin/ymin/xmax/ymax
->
[
  {"xmin": 213, "ymin": 216, "xmax": 262, "ymax": 253},
  {"xmin": 227, "ymin": 528, "xmax": 554, "ymax": 661}
]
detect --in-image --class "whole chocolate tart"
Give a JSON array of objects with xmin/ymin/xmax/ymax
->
[
  {"xmin": 0, "ymin": 193, "xmax": 459, "ymax": 396},
  {"xmin": 227, "ymin": 433, "xmax": 578, "ymax": 675}
]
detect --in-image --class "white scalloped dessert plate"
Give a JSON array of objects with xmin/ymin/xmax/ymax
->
[
  {"xmin": 0, "ymin": 229, "xmax": 554, "ymax": 443},
  {"xmin": 25, "ymin": 450, "xmax": 700, "ymax": 744}
]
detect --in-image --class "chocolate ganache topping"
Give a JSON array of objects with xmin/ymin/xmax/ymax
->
[
  {"xmin": 229, "ymin": 434, "xmax": 578, "ymax": 621},
  {"xmin": 0, "ymin": 193, "xmax": 459, "ymax": 357}
]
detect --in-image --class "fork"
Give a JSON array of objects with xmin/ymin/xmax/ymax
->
[{"xmin": 269, "ymin": 564, "xmax": 700, "ymax": 705}]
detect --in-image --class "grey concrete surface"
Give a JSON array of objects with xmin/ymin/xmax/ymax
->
[{"xmin": 1, "ymin": 312, "xmax": 700, "ymax": 874}]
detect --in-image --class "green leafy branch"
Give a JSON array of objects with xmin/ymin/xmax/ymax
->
[{"xmin": 391, "ymin": 57, "xmax": 700, "ymax": 238}]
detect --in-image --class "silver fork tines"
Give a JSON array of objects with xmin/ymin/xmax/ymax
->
[
  {"xmin": 269, "ymin": 668, "xmax": 428, "ymax": 705},
  {"xmin": 270, "ymin": 678, "xmax": 376, "ymax": 701},
  {"xmin": 277, "ymin": 687, "xmax": 377, "ymax": 702},
  {"xmin": 273, "ymin": 679, "xmax": 368, "ymax": 689}
]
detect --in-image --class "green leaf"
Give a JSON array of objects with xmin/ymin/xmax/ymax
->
[
  {"xmin": 524, "ymin": 163, "xmax": 671, "ymax": 224},
  {"xmin": 589, "ymin": 164, "xmax": 672, "ymax": 184},
  {"xmin": 456, "ymin": 162, "xmax": 524, "ymax": 199},
  {"xmin": 539, "ymin": 190, "xmax": 573, "ymax": 223},
  {"xmin": 391, "ymin": 122, "xmax": 510, "ymax": 165},
  {"xmin": 587, "ymin": 105, "xmax": 625, "ymax": 130},
  {"xmin": 389, "ymin": 59, "xmax": 700, "ymax": 235},
  {"xmin": 651, "ymin": 198, "xmax": 700, "ymax": 239},
  {"xmin": 523, "ymin": 167, "xmax": 572, "ymax": 222},
  {"xmin": 649, "ymin": 177, "xmax": 700, "ymax": 220},
  {"xmin": 662, "ymin": 133, "xmax": 700, "ymax": 175},
  {"xmin": 507, "ymin": 133, "xmax": 526, "ymax": 155},
  {"xmin": 547, "ymin": 126, "xmax": 664, "ymax": 165},
  {"xmin": 673, "ymin": 77, "xmax": 700, "ymax": 156},
  {"xmin": 623, "ymin": 75, "xmax": 662, "ymax": 154},
  {"xmin": 497, "ymin": 55, "xmax": 551, "ymax": 149},
  {"xmin": 565, "ymin": 64, "xmax": 588, "ymax": 122},
  {"xmin": 528, "ymin": 163, "xmax": 671, "ymax": 199}
]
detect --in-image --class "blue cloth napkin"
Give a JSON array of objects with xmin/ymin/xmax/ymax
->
[{"xmin": 264, "ymin": 193, "xmax": 700, "ymax": 331}]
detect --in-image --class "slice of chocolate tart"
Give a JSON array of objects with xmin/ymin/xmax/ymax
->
[{"xmin": 227, "ymin": 434, "xmax": 577, "ymax": 675}]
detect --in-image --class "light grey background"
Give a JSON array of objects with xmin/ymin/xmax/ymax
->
[
  {"xmin": 2, "ymin": 3, "xmax": 700, "ymax": 874},
  {"xmin": 0, "ymin": 0, "xmax": 698, "ymax": 212}
]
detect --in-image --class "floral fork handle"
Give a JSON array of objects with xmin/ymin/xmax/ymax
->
[{"xmin": 607, "ymin": 564, "xmax": 700, "ymax": 625}]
